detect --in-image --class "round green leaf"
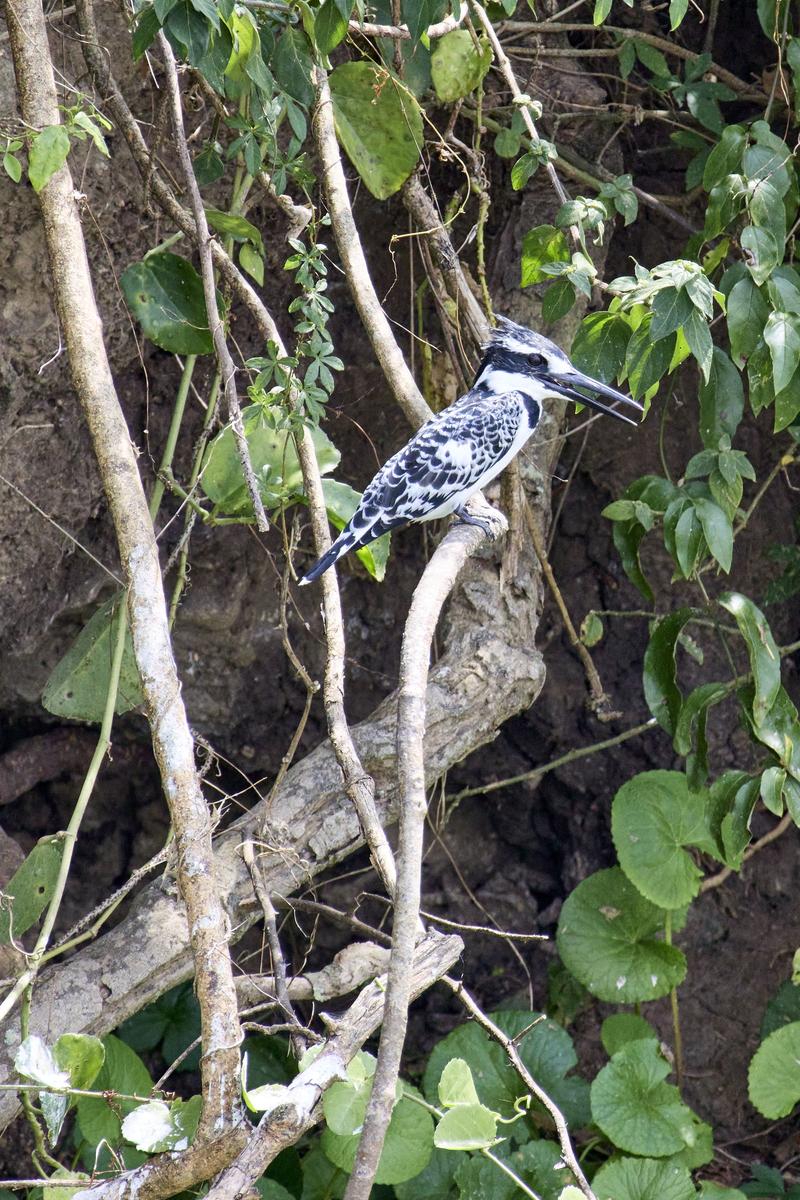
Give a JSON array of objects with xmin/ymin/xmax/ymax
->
[
  {"xmin": 430, "ymin": 30, "xmax": 491, "ymax": 102},
  {"xmin": 321, "ymin": 1091, "xmax": 433, "ymax": 1185},
  {"xmin": 591, "ymin": 1040, "xmax": 697, "ymax": 1156},
  {"xmin": 329, "ymin": 62, "xmax": 423, "ymax": 200},
  {"xmin": 556, "ymin": 867, "xmax": 686, "ymax": 1003},
  {"xmin": 611, "ymin": 770, "xmax": 712, "ymax": 908},
  {"xmin": 437, "ymin": 1058, "xmax": 481, "ymax": 1108},
  {"xmin": 323, "ymin": 1079, "xmax": 368, "ymax": 1136},
  {"xmin": 54, "ymin": 1034, "xmax": 105, "ymax": 1091},
  {"xmin": 120, "ymin": 252, "xmax": 217, "ymax": 355},
  {"xmin": 600, "ymin": 1014, "xmax": 658, "ymax": 1057},
  {"xmin": 593, "ymin": 1156, "xmax": 696, "ymax": 1200},
  {"xmin": 748, "ymin": 1021, "xmax": 800, "ymax": 1118}
]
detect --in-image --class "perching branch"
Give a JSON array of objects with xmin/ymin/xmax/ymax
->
[
  {"xmin": 347, "ymin": 11, "xmax": 463, "ymax": 38},
  {"xmin": 4, "ymin": 0, "xmax": 245, "ymax": 1193},
  {"xmin": 343, "ymin": 504, "xmax": 509, "ymax": 1200},
  {"xmin": 312, "ymin": 66, "xmax": 432, "ymax": 430},
  {"xmin": 159, "ymin": 38, "xmax": 270, "ymax": 534}
]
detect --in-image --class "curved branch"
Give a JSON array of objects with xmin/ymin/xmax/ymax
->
[{"xmin": 343, "ymin": 512, "xmax": 508, "ymax": 1200}]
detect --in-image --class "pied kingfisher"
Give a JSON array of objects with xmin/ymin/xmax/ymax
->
[{"xmin": 299, "ymin": 317, "xmax": 641, "ymax": 585}]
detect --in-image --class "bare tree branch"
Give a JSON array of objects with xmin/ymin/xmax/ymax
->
[
  {"xmin": 343, "ymin": 506, "xmax": 508, "ymax": 1200},
  {"xmin": 4, "ymin": 0, "xmax": 245, "ymax": 1192}
]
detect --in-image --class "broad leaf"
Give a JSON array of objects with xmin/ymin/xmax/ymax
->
[
  {"xmin": 571, "ymin": 312, "xmax": 632, "ymax": 383},
  {"xmin": 430, "ymin": 30, "xmax": 491, "ymax": 103},
  {"xmin": 593, "ymin": 1156, "xmax": 696, "ymax": 1200},
  {"xmin": 321, "ymin": 480, "xmax": 390, "ymax": 582},
  {"xmin": 0, "ymin": 836, "xmax": 63, "ymax": 944},
  {"xmin": 643, "ymin": 609, "xmax": 695, "ymax": 734},
  {"xmin": 726, "ymin": 277, "xmax": 769, "ymax": 366},
  {"xmin": 556, "ymin": 867, "xmax": 686, "ymax": 1004},
  {"xmin": 329, "ymin": 63, "xmax": 423, "ymax": 200},
  {"xmin": 121, "ymin": 252, "xmax": 216, "ymax": 354},
  {"xmin": 601, "ymin": 1014, "xmax": 659, "ymax": 1057},
  {"xmin": 520, "ymin": 225, "xmax": 570, "ymax": 288},
  {"xmin": 748, "ymin": 1022, "xmax": 800, "ymax": 1118},
  {"xmin": 76, "ymin": 1036, "xmax": 154, "ymax": 1151},
  {"xmin": 321, "ymin": 1089, "xmax": 433, "ymax": 1185},
  {"xmin": 698, "ymin": 348, "xmax": 744, "ymax": 449},
  {"xmin": 28, "ymin": 125, "xmax": 70, "ymax": 194},
  {"xmin": 692, "ymin": 497, "xmax": 732, "ymax": 572},
  {"xmin": 42, "ymin": 594, "xmax": 143, "ymax": 722},
  {"xmin": 611, "ymin": 770, "xmax": 714, "ymax": 908},
  {"xmin": 591, "ymin": 1040, "xmax": 698, "ymax": 1156},
  {"xmin": 764, "ymin": 311, "xmax": 800, "ymax": 394}
]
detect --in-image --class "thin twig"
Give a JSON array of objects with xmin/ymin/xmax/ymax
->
[
  {"xmin": 241, "ymin": 839, "xmax": 305, "ymax": 1058},
  {"xmin": 160, "ymin": 39, "xmax": 270, "ymax": 534},
  {"xmin": 523, "ymin": 499, "xmax": 618, "ymax": 720},
  {"xmin": 295, "ymin": 430, "xmax": 398, "ymax": 897},
  {"xmin": 700, "ymin": 813, "xmax": 793, "ymax": 893},
  {"xmin": 446, "ymin": 978, "xmax": 598, "ymax": 1200},
  {"xmin": 343, "ymin": 512, "xmax": 507, "ymax": 1200}
]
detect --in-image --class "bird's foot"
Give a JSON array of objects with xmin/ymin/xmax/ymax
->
[{"xmin": 454, "ymin": 497, "xmax": 509, "ymax": 540}]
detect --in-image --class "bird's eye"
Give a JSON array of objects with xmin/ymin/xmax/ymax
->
[{"xmin": 528, "ymin": 353, "xmax": 545, "ymax": 369}]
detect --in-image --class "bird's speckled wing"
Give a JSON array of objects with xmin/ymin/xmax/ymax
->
[{"xmin": 350, "ymin": 392, "xmax": 525, "ymax": 542}]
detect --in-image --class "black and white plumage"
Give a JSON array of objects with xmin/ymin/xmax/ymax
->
[{"xmin": 299, "ymin": 318, "xmax": 641, "ymax": 585}]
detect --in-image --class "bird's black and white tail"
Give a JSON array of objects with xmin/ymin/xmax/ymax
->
[{"xmin": 299, "ymin": 526, "xmax": 364, "ymax": 586}]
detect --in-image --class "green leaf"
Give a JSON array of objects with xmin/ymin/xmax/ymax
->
[
  {"xmin": 321, "ymin": 1090, "xmax": 434, "ymax": 1185},
  {"xmin": 54, "ymin": 1034, "xmax": 105, "ymax": 1091},
  {"xmin": 593, "ymin": 1156, "xmax": 696, "ymax": 1200},
  {"xmin": 612, "ymin": 770, "xmax": 713, "ymax": 908},
  {"xmin": 761, "ymin": 765, "xmax": 787, "ymax": 816},
  {"xmin": 741, "ymin": 224, "xmax": 781, "ymax": 286},
  {"xmin": 0, "ymin": 836, "xmax": 62, "ymax": 944},
  {"xmin": 571, "ymin": 312, "xmax": 632, "ymax": 383},
  {"xmin": 768, "ymin": 265, "xmax": 800, "ymax": 314},
  {"xmin": 673, "ymin": 681, "xmax": 730, "ymax": 758},
  {"xmin": 698, "ymin": 348, "xmax": 744, "ymax": 449},
  {"xmin": 434, "ymin": 1103, "xmax": 499, "ymax": 1151},
  {"xmin": 394, "ymin": 1148, "xmax": 457, "ymax": 1200},
  {"xmin": 164, "ymin": 1, "xmax": 211, "ymax": 66},
  {"xmin": 121, "ymin": 252, "xmax": 216, "ymax": 354},
  {"xmin": 668, "ymin": 0, "xmax": 688, "ymax": 28},
  {"xmin": 762, "ymin": 980, "xmax": 800, "ymax": 1038},
  {"xmin": 314, "ymin": 0, "xmax": 349, "ymax": 54},
  {"xmin": 749, "ymin": 1022, "xmax": 800, "ymax": 1118},
  {"xmin": 775, "ymin": 369, "xmax": 800, "ymax": 431},
  {"xmin": 650, "ymin": 288, "xmax": 693, "ymax": 341},
  {"xmin": 431, "ymin": 29, "xmax": 491, "ymax": 101},
  {"xmin": 131, "ymin": 5, "xmax": 162, "ymax": 57},
  {"xmin": 3, "ymin": 150, "xmax": 22, "ymax": 183},
  {"xmin": 520, "ymin": 225, "xmax": 570, "ymax": 288},
  {"xmin": 682, "ymin": 308, "xmax": 713, "ymax": 381},
  {"xmin": 76, "ymin": 1036, "xmax": 154, "ymax": 1150},
  {"xmin": 271, "ymin": 26, "xmax": 314, "ymax": 105},
  {"xmin": 28, "ymin": 125, "xmax": 70, "ymax": 194},
  {"xmin": 750, "ymin": 178, "xmax": 787, "ymax": 248},
  {"xmin": 437, "ymin": 1058, "xmax": 481, "ymax": 1108},
  {"xmin": 624, "ymin": 319, "xmax": 675, "ymax": 399},
  {"xmin": 726, "ymin": 277, "xmax": 769, "ymax": 366},
  {"xmin": 764, "ymin": 311, "xmax": 800, "ymax": 394},
  {"xmin": 424, "ymin": 1011, "xmax": 589, "ymax": 1128},
  {"xmin": 118, "ymin": 981, "xmax": 203, "ymax": 1072},
  {"xmin": 204, "ymin": 206, "xmax": 263, "ymax": 251},
  {"xmin": 692, "ymin": 496, "xmax": 732, "ymax": 572},
  {"xmin": 402, "ymin": 0, "xmax": 445, "ymax": 44},
  {"xmin": 591, "ymin": 1040, "xmax": 698, "ymax": 1156},
  {"xmin": 601, "ymin": 1014, "xmax": 659, "ymax": 1057},
  {"xmin": 239, "ymin": 241, "xmax": 264, "ymax": 286},
  {"xmin": 703, "ymin": 125, "xmax": 746, "ymax": 190},
  {"xmin": 593, "ymin": 0, "xmax": 612, "ymax": 23},
  {"xmin": 329, "ymin": 63, "xmax": 423, "ymax": 200},
  {"xmin": 643, "ymin": 609, "xmax": 695, "ymax": 734},
  {"xmin": 201, "ymin": 405, "xmax": 340, "ymax": 515},
  {"xmin": 580, "ymin": 611, "xmax": 604, "ymax": 648},
  {"xmin": 556, "ymin": 867, "xmax": 686, "ymax": 1004},
  {"xmin": 542, "ymin": 279, "xmax": 576, "ymax": 323},
  {"xmin": 42, "ymin": 594, "xmax": 143, "ymax": 722},
  {"xmin": 718, "ymin": 592, "xmax": 780, "ymax": 725}
]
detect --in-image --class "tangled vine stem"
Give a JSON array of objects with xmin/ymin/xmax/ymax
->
[
  {"xmin": 342, "ymin": 508, "xmax": 508, "ymax": 1200},
  {"xmin": 5, "ymin": 0, "xmax": 245, "ymax": 1193}
]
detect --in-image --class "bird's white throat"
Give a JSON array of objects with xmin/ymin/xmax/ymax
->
[{"xmin": 475, "ymin": 365, "xmax": 546, "ymax": 404}]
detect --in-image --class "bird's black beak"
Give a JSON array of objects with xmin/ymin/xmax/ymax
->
[{"xmin": 542, "ymin": 367, "xmax": 643, "ymax": 426}]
